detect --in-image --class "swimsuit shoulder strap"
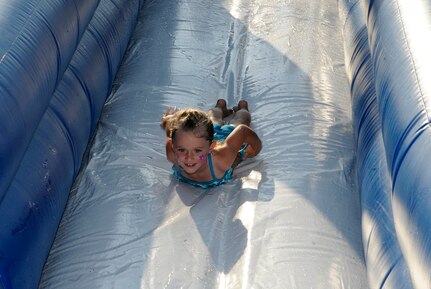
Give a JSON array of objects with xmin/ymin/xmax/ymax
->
[
  {"xmin": 173, "ymin": 165, "xmax": 182, "ymax": 176},
  {"xmin": 207, "ymin": 154, "xmax": 217, "ymax": 180}
]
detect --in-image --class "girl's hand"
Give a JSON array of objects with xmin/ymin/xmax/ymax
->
[
  {"xmin": 232, "ymin": 145, "xmax": 254, "ymax": 167},
  {"xmin": 161, "ymin": 107, "xmax": 179, "ymax": 132},
  {"xmin": 243, "ymin": 144, "xmax": 258, "ymax": 158},
  {"xmin": 164, "ymin": 106, "xmax": 179, "ymax": 117}
]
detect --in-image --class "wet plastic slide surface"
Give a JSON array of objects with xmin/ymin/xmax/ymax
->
[{"xmin": 39, "ymin": 0, "xmax": 369, "ymax": 288}]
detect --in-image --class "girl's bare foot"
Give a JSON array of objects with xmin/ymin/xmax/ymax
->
[
  {"xmin": 232, "ymin": 100, "xmax": 249, "ymax": 112},
  {"xmin": 215, "ymin": 99, "xmax": 234, "ymax": 118},
  {"xmin": 230, "ymin": 100, "xmax": 251, "ymax": 126}
]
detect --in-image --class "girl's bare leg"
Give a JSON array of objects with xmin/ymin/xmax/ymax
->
[
  {"xmin": 231, "ymin": 100, "xmax": 251, "ymax": 126},
  {"xmin": 208, "ymin": 99, "xmax": 232, "ymax": 125}
]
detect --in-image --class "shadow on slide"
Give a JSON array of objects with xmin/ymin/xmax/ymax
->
[{"xmin": 40, "ymin": 1, "xmax": 367, "ymax": 288}]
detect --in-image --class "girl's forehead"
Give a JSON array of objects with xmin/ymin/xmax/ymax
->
[
  {"xmin": 173, "ymin": 131, "xmax": 210, "ymax": 146},
  {"xmin": 175, "ymin": 130, "xmax": 205, "ymax": 139}
]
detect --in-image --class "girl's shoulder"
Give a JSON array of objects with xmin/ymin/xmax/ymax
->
[{"xmin": 211, "ymin": 145, "xmax": 237, "ymax": 173}]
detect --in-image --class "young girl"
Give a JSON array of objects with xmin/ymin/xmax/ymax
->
[{"xmin": 161, "ymin": 99, "xmax": 262, "ymax": 188}]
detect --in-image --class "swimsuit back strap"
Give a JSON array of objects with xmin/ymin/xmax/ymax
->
[{"xmin": 207, "ymin": 154, "xmax": 217, "ymax": 180}]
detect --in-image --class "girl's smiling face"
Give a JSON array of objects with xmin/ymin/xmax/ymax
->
[{"xmin": 172, "ymin": 130, "xmax": 212, "ymax": 175}]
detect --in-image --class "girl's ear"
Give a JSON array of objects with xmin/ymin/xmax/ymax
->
[
  {"xmin": 209, "ymin": 141, "xmax": 216, "ymax": 151},
  {"xmin": 166, "ymin": 138, "xmax": 176, "ymax": 163}
]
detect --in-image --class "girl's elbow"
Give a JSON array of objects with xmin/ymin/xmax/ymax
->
[{"xmin": 254, "ymin": 141, "xmax": 262, "ymax": 156}]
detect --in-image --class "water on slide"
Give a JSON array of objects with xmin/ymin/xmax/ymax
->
[{"xmin": 40, "ymin": 0, "xmax": 369, "ymax": 288}]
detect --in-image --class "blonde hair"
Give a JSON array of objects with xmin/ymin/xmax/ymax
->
[{"xmin": 168, "ymin": 109, "xmax": 214, "ymax": 142}]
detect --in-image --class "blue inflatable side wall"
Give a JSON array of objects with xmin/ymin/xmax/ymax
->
[
  {"xmin": 368, "ymin": 1, "xmax": 431, "ymax": 288},
  {"xmin": 0, "ymin": 0, "xmax": 100, "ymax": 201},
  {"xmin": 341, "ymin": 0, "xmax": 431, "ymax": 288},
  {"xmin": 340, "ymin": 1, "xmax": 413, "ymax": 288},
  {"xmin": 0, "ymin": 0, "xmax": 144, "ymax": 288}
]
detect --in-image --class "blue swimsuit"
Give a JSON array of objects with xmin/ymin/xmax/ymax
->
[
  {"xmin": 213, "ymin": 123, "xmax": 235, "ymax": 142},
  {"xmin": 172, "ymin": 153, "xmax": 233, "ymax": 189},
  {"xmin": 172, "ymin": 124, "xmax": 247, "ymax": 189}
]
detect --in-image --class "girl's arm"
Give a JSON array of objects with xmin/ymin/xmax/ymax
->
[
  {"xmin": 230, "ymin": 124, "xmax": 262, "ymax": 156},
  {"xmin": 215, "ymin": 124, "xmax": 262, "ymax": 170},
  {"xmin": 161, "ymin": 107, "xmax": 179, "ymax": 136},
  {"xmin": 161, "ymin": 107, "xmax": 178, "ymax": 163},
  {"xmin": 161, "ymin": 115, "xmax": 174, "ymax": 136}
]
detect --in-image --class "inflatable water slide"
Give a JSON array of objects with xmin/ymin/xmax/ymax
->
[{"xmin": 1, "ymin": 0, "xmax": 430, "ymax": 288}]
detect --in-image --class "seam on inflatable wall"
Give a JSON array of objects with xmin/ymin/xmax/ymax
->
[
  {"xmin": 378, "ymin": 255, "xmax": 403, "ymax": 289},
  {"xmin": 342, "ymin": 0, "xmax": 360, "ymax": 30},
  {"xmin": 0, "ymin": 2, "xmax": 40, "ymax": 64},
  {"xmin": 392, "ymin": 122, "xmax": 428, "ymax": 189},
  {"xmin": 71, "ymin": 0, "xmax": 81, "ymax": 38}
]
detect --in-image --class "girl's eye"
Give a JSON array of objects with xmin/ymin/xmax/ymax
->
[
  {"xmin": 194, "ymin": 149, "xmax": 202, "ymax": 153},
  {"xmin": 177, "ymin": 148, "xmax": 186, "ymax": 153}
]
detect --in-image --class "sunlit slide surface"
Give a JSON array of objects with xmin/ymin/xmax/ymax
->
[{"xmin": 39, "ymin": 0, "xmax": 368, "ymax": 288}]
